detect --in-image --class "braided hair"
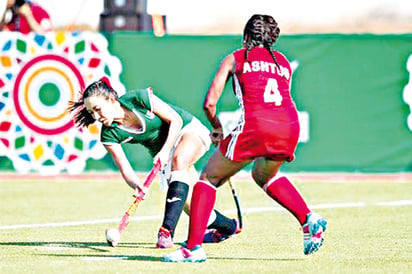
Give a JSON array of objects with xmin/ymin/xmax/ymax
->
[
  {"xmin": 68, "ymin": 77, "xmax": 118, "ymax": 127},
  {"xmin": 243, "ymin": 14, "xmax": 281, "ymax": 68}
]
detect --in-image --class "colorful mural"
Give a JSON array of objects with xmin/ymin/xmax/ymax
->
[{"xmin": 0, "ymin": 32, "xmax": 124, "ymax": 174}]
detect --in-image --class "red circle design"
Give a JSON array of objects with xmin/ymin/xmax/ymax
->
[{"xmin": 13, "ymin": 54, "xmax": 85, "ymax": 135}]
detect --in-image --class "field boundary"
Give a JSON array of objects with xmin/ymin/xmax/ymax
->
[
  {"xmin": 1, "ymin": 199, "xmax": 411, "ymax": 230},
  {"xmin": 1, "ymin": 171, "xmax": 412, "ymax": 182}
]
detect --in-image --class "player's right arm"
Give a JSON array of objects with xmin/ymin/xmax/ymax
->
[
  {"xmin": 204, "ymin": 53, "xmax": 235, "ymax": 144},
  {"xmin": 104, "ymin": 143, "xmax": 144, "ymax": 194}
]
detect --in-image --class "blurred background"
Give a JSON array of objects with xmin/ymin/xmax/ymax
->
[
  {"xmin": 32, "ymin": 0, "xmax": 412, "ymax": 34},
  {"xmin": 0, "ymin": 0, "xmax": 412, "ymax": 175}
]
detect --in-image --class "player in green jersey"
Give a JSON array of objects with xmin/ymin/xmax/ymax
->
[{"xmin": 69, "ymin": 77, "xmax": 240, "ymax": 248}]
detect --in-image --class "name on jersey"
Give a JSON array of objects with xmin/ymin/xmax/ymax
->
[{"xmin": 243, "ymin": 61, "xmax": 290, "ymax": 80}]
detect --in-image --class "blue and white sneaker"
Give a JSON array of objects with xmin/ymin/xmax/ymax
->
[
  {"xmin": 164, "ymin": 244, "xmax": 207, "ymax": 263},
  {"xmin": 303, "ymin": 212, "xmax": 327, "ymax": 255}
]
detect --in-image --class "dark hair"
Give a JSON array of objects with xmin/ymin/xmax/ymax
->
[
  {"xmin": 243, "ymin": 14, "xmax": 281, "ymax": 68},
  {"xmin": 68, "ymin": 77, "xmax": 118, "ymax": 127}
]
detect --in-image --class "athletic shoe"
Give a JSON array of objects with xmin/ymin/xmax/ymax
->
[
  {"xmin": 302, "ymin": 212, "xmax": 327, "ymax": 255},
  {"xmin": 164, "ymin": 244, "xmax": 207, "ymax": 263},
  {"xmin": 156, "ymin": 227, "xmax": 173, "ymax": 249},
  {"xmin": 203, "ymin": 219, "xmax": 242, "ymax": 243}
]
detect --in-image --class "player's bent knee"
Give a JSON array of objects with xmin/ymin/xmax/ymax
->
[
  {"xmin": 251, "ymin": 171, "xmax": 266, "ymax": 188},
  {"xmin": 171, "ymin": 154, "xmax": 191, "ymax": 171}
]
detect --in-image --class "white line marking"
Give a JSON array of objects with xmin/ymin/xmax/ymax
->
[
  {"xmin": 0, "ymin": 200, "xmax": 410, "ymax": 230},
  {"xmin": 376, "ymin": 200, "xmax": 412, "ymax": 206},
  {"xmin": 228, "ymin": 202, "xmax": 367, "ymax": 215},
  {"xmin": 0, "ymin": 215, "xmax": 162, "ymax": 230},
  {"xmin": 41, "ymin": 244, "xmax": 73, "ymax": 251}
]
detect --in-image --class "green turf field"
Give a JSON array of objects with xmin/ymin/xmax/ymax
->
[{"xmin": 0, "ymin": 175, "xmax": 411, "ymax": 273}]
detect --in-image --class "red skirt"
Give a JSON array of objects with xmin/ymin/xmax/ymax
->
[{"xmin": 219, "ymin": 117, "xmax": 300, "ymax": 162}]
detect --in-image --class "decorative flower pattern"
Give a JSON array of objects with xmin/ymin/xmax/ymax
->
[
  {"xmin": 403, "ymin": 54, "xmax": 412, "ymax": 132},
  {"xmin": 0, "ymin": 31, "xmax": 125, "ymax": 174}
]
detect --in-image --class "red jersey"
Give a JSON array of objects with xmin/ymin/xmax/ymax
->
[
  {"xmin": 219, "ymin": 47, "xmax": 300, "ymax": 162},
  {"xmin": 6, "ymin": 3, "xmax": 52, "ymax": 34}
]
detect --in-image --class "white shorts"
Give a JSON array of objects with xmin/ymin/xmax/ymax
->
[{"xmin": 160, "ymin": 117, "xmax": 211, "ymax": 190}]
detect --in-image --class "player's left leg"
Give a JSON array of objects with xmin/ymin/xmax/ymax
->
[
  {"xmin": 202, "ymin": 209, "xmax": 241, "ymax": 243},
  {"xmin": 252, "ymin": 158, "xmax": 327, "ymax": 255},
  {"xmin": 252, "ymin": 158, "xmax": 311, "ymax": 224}
]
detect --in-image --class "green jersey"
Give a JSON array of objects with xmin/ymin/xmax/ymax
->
[{"xmin": 100, "ymin": 88, "xmax": 194, "ymax": 157}]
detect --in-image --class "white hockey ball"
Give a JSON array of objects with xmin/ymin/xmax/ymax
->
[{"xmin": 105, "ymin": 228, "xmax": 120, "ymax": 247}]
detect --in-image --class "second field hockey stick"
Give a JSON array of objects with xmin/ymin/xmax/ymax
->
[
  {"xmin": 117, "ymin": 160, "xmax": 162, "ymax": 235},
  {"xmin": 228, "ymin": 179, "xmax": 243, "ymax": 229}
]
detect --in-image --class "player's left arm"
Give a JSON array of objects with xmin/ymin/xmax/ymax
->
[{"xmin": 151, "ymin": 94, "xmax": 183, "ymax": 168}]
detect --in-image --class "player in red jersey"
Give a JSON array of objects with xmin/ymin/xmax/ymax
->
[
  {"xmin": 165, "ymin": 14, "xmax": 328, "ymax": 263},
  {"xmin": 1, "ymin": 0, "xmax": 52, "ymax": 34}
]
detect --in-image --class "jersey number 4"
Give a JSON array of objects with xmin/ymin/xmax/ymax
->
[{"xmin": 264, "ymin": 78, "xmax": 283, "ymax": 106}]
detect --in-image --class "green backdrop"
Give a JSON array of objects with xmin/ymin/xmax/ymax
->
[{"xmin": 90, "ymin": 33, "xmax": 412, "ymax": 173}]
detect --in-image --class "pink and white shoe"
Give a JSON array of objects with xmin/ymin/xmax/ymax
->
[{"xmin": 156, "ymin": 227, "xmax": 173, "ymax": 249}]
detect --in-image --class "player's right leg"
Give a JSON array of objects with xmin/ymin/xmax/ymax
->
[
  {"xmin": 184, "ymin": 167, "xmax": 241, "ymax": 243},
  {"xmin": 157, "ymin": 128, "xmax": 208, "ymax": 248},
  {"xmin": 157, "ymin": 170, "xmax": 190, "ymax": 248},
  {"xmin": 164, "ymin": 149, "xmax": 249, "ymax": 262}
]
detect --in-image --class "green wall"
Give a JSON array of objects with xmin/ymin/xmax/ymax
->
[{"xmin": 96, "ymin": 33, "xmax": 412, "ymax": 172}]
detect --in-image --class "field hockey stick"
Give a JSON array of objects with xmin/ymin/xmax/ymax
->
[
  {"xmin": 106, "ymin": 160, "xmax": 161, "ymax": 247},
  {"xmin": 106, "ymin": 160, "xmax": 161, "ymax": 246},
  {"xmin": 228, "ymin": 179, "xmax": 243, "ymax": 229},
  {"xmin": 117, "ymin": 160, "xmax": 162, "ymax": 235}
]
